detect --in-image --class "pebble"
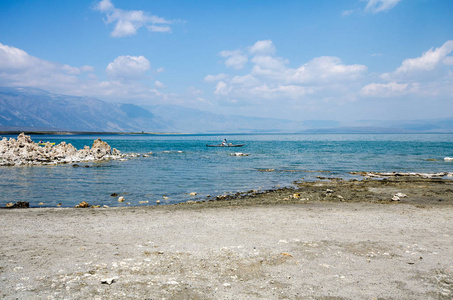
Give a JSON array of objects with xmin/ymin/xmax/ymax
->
[{"xmin": 101, "ymin": 277, "xmax": 117, "ymax": 285}]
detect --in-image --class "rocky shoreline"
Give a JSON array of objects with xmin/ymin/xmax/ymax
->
[
  {"xmin": 0, "ymin": 133, "xmax": 122, "ymax": 166},
  {"xmin": 4, "ymin": 172, "xmax": 452, "ymax": 209}
]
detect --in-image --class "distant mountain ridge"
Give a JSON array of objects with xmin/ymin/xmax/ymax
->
[
  {"xmin": 0, "ymin": 87, "xmax": 167, "ymax": 132},
  {"xmin": 0, "ymin": 87, "xmax": 452, "ymax": 133}
]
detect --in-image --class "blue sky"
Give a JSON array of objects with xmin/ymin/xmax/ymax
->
[{"xmin": 0, "ymin": 0, "xmax": 452, "ymax": 122}]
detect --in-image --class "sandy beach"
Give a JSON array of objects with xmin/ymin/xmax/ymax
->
[{"xmin": 1, "ymin": 177, "xmax": 453, "ymax": 299}]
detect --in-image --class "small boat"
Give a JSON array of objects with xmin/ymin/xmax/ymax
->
[
  {"xmin": 38, "ymin": 142, "xmax": 55, "ymax": 146},
  {"xmin": 206, "ymin": 144, "xmax": 245, "ymax": 147}
]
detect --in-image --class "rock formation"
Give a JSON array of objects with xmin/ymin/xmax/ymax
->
[{"xmin": 0, "ymin": 133, "xmax": 122, "ymax": 166}]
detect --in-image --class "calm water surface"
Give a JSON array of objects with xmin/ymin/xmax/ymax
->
[{"xmin": 1, "ymin": 133, "xmax": 452, "ymax": 207}]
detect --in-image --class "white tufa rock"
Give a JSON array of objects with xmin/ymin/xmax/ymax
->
[
  {"xmin": 230, "ymin": 152, "xmax": 249, "ymax": 156},
  {"xmin": 392, "ymin": 192, "xmax": 407, "ymax": 201},
  {"xmin": 0, "ymin": 133, "xmax": 122, "ymax": 166}
]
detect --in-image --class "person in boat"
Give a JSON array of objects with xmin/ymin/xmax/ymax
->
[
  {"xmin": 39, "ymin": 140, "xmax": 43, "ymax": 143},
  {"xmin": 221, "ymin": 139, "xmax": 228, "ymax": 146}
]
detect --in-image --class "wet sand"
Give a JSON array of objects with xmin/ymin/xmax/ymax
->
[{"xmin": 1, "ymin": 177, "xmax": 452, "ymax": 299}]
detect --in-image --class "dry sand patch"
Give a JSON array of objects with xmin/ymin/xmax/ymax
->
[{"xmin": 1, "ymin": 197, "xmax": 452, "ymax": 299}]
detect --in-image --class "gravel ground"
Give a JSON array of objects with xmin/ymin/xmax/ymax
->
[{"xmin": 1, "ymin": 177, "xmax": 452, "ymax": 299}]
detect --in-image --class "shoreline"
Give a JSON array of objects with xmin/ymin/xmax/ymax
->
[{"xmin": 4, "ymin": 173, "xmax": 453, "ymax": 209}]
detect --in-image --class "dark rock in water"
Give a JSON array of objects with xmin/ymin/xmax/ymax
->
[
  {"xmin": 73, "ymin": 164, "xmax": 80, "ymax": 167},
  {"xmin": 6, "ymin": 201, "xmax": 30, "ymax": 208},
  {"xmin": 84, "ymin": 165, "xmax": 90, "ymax": 168},
  {"xmin": 110, "ymin": 193, "xmax": 118, "ymax": 197}
]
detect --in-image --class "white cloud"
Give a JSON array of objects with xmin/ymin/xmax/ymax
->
[
  {"xmin": 214, "ymin": 81, "xmax": 229, "ymax": 95},
  {"xmin": 0, "ymin": 43, "xmax": 51, "ymax": 71},
  {"xmin": 95, "ymin": 0, "xmax": 172, "ymax": 37},
  {"xmin": 81, "ymin": 65, "xmax": 95, "ymax": 72},
  {"xmin": 186, "ymin": 86, "xmax": 203, "ymax": 96},
  {"xmin": 251, "ymin": 55, "xmax": 288, "ymax": 71},
  {"xmin": 204, "ymin": 73, "xmax": 227, "ymax": 82},
  {"xmin": 106, "ymin": 55, "xmax": 150, "ymax": 80},
  {"xmin": 444, "ymin": 56, "xmax": 453, "ymax": 66},
  {"xmin": 383, "ymin": 40, "xmax": 453, "ymax": 80},
  {"xmin": 341, "ymin": 9, "xmax": 355, "ymax": 17},
  {"xmin": 154, "ymin": 81, "xmax": 166, "ymax": 88},
  {"xmin": 62, "ymin": 64, "xmax": 82, "ymax": 75},
  {"xmin": 147, "ymin": 25, "xmax": 172, "ymax": 33},
  {"xmin": 219, "ymin": 50, "xmax": 248, "ymax": 70},
  {"xmin": 97, "ymin": 0, "xmax": 114, "ymax": 11},
  {"xmin": 0, "ymin": 43, "xmax": 93, "ymax": 90},
  {"xmin": 364, "ymin": 0, "xmax": 401, "ymax": 14},
  {"xmin": 361, "ymin": 81, "xmax": 411, "ymax": 97},
  {"xmin": 230, "ymin": 74, "xmax": 259, "ymax": 86},
  {"xmin": 249, "ymin": 84, "xmax": 309, "ymax": 100},
  {"xmin": 288, "ymin": 56, "xmax": 367, "ymax": 84},
  {"xmin": 249, "ymin": 40, "xmax": 276, "ymax": 55}
]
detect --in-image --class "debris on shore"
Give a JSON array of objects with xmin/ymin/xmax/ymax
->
[{"xmin": 350, "ymin": 171, "xmax": 453, "ymax": 179}]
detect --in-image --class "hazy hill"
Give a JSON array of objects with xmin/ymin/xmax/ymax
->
[
  {"xmin": 0, "ymin": 87, "xmax": 452, "ymax": 133},
  {"xmin": 0, "ymin": 87, "xmax": 167, "ymax": 132},
  {"xmin": 142, "ymin": 105, "xmax": 307, "ymax": 133}
]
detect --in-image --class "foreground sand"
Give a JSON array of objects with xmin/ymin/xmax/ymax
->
[{"xmin": 1, "ymin": 178, "xmax": 453, "ymax": 299}]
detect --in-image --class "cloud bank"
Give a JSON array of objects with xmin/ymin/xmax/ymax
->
[
  {"xmin": 208, "ymin": 40, "xmax": 367, "ymax": 103},
  {"xmin": 363, "ymin": 40, "xmax": 453, "ymax": 97},
  {"xmin": 1, "ymin": 39, "xmax": 452, "ymax": 120},
  {"xmin": 205, "ymin": 39, "xmax": 453, "ymax": 119},
  {"xmin": 0, "ymin": 43, "xmax": 164, "ymax": 102}
]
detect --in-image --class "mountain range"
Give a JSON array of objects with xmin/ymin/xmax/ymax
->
[{"xmin": 0, "ymin": 87, "xmax": 452, "ymax": 134}]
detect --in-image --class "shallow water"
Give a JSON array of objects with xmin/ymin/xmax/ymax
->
[{"xmin": 1, "ymin": 133, "xmax": 452, "ymax": 207}]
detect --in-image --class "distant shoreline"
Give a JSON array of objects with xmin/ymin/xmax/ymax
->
[
  {"xmin": 2, "ymin": 130, "xmax": 453, "ymax": 136},
  {"xmin": 0, "ymin": 131, "xmax": 187, "ymax": 136}
]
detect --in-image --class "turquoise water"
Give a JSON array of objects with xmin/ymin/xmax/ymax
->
[{"xmin": 1, "ymin": 133, "xmax": 452, "ymax": 208}]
